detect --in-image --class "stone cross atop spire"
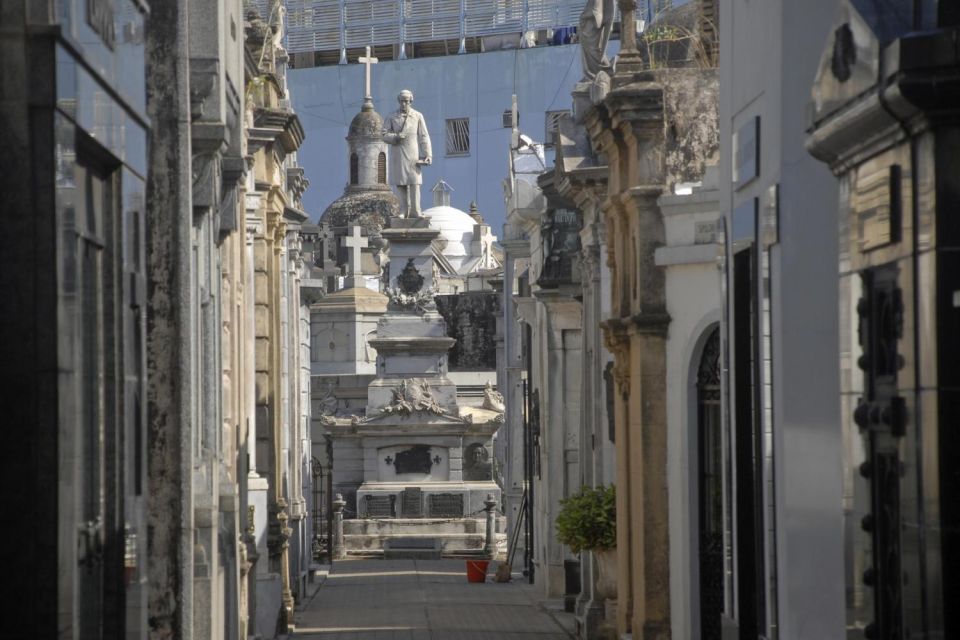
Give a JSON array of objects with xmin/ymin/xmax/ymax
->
[{"xmin": 359, "ymin": 46, "xmax": 378, "ymax": 100}]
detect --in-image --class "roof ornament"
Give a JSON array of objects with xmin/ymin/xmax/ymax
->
[
  {"xmin": 384, "ymin": 258, "xmax": 435, "ymax": 313},
  {"xmin": 431, "ymin": 178, "xmax": 454, "ymax": 207},
  {"xmin": 358, "ymin": 45, "xmax": 378, "ymax": 107}
]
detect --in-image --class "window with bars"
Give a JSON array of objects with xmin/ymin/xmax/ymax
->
[
  {"xmin": 377, "ymin": 152, "xmax": 386, "ymax": 183},
  {"xmin": 544, "ymin": 110, "xmax": 567, "ymax": 147},
  {"xmin": 445, "ymin": 118, "xmax": 470, "ymax": 156}
]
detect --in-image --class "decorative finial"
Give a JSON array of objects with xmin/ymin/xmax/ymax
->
[{"xmin": 469, "ymin": 200, "xmax": 484, "ymax": 224}]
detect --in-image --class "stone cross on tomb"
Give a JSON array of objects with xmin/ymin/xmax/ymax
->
[
  {"xmin": 358, "ymin": 46, "xmax": 378, "ymax": 99},
  {"xmin": 342, "ymin": 226, "xmax": 368, "ymax": 289}
]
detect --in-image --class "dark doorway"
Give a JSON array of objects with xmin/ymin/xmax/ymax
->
[
  {"xmin": 697, "ymin": 327, "xmax": 723, "ymax": 640},
  {"xmin": 58, "ymin": 133, "xmax": 136, "ymax": 638},
  {"xmin": 733, "ymin": 247, "xmax": 765, "ymax": 639}
]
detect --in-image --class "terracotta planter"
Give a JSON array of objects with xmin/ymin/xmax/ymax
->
[{"xmin": 593, "ymin": 548, "xmax": 618, "ymax": 600}]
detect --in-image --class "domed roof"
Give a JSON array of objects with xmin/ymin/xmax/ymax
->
[
  {"xmin": 421, "ymin": 204, "xmax": 477, "ymax": 260},
  {"xmin": 321, "ymin": 189, "xmax": 399, "ymax": 235},
  {"xmin": 348, "ymin": 98, "xmax": 382, "ymax": 139}
]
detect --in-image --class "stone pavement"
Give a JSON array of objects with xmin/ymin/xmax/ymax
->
[{"xmin": 294, "ymin": 558, "xmax": 575, "ymax": 639}]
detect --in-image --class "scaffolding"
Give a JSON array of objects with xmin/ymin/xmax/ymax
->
[{"xmin": 273, "ymin": 0, "xmax": 591, "ymax": 58}]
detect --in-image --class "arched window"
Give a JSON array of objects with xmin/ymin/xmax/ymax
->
[
  {"xmin": 350, "ymin": 153, "xmax": 359, "ymax": 185},
  {"xmin": 377, "ymin": 152, "xmax": 386, "ymax": 184}
]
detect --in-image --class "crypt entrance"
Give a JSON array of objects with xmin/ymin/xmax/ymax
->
[{"xmin": 696, "ymin": 326, "xmax": 723, "ymax": 640}]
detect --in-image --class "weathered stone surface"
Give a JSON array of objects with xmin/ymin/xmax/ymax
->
[
  {"xmin": 661, "ymin": 68, "xmax": 720, "ymax": 186},
  {"xmin": 321, "ymin": 190, "xmax": 398, "ymax": 235},
  {"xmin": 435, "ymin": 292, "xmax": 499, "ymax": 371}
]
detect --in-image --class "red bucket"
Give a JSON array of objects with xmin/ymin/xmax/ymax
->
[{"xmin": 466, "ymin": 559, "xmax": 490, "ymax": 583}]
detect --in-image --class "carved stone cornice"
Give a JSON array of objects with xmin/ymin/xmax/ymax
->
[
  {"xmin": 806, "ymin": 23, "xmax": 960, "ymax": 175},
  {"xmin": 604, "ymin": 77, "xmax": 665, "ymax": 134},
  {"xmin": 603, "ymin": 312, "xmax": 670, "ymax": 337},
  {"xmin": 222, "ymin": 155, "xmax": 247, "ymax": 187},
  {"xmin": 582, "ymin": 102, "xmax": 614, "ymax": 147},
  {"xmin": 620, "ymin": 185, "xmax": 664, "ymax": 216},
  {"xmin": 248, "ymin": 107, "xmax": 305, "ymax": 156},
  {"xmin": 556, "ymin": 167, "xmax": 607, "ymax": 207},
  {"xmin": 283, "ymin": 205, "xmax": 308, "ymax": 224},
  {"xmin": 286, "ymin": 166, "xmax": 309, "ymax": 203},
  {"xmin": 568, "ymin": 180, "xmax": 606, "ymax": 215}
]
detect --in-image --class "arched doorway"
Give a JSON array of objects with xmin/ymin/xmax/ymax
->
[{"xmin": 696, "ymin": 326, "xmax": 722, "ymax": 640}]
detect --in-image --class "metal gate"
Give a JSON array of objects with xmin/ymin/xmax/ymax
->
[
  {"xmin": 311, "ymin": 457, "xmax": 333, "ymax": 562},
  {"xmin": 854, "ymin": 265, "xmax": 904, "ymax": 639}
]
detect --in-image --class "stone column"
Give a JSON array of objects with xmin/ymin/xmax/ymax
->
[
  {"xmin": 603, "ymin": 327, "xmax": 631, "ymax": 634},
  {"xmin": 272, "ymin": 217, "xmax": 296, "ymax": 629},
  {"xmin": 533, "ymin": 291, "xmax": 582, "ymax": 598},
  {"xmin": 499, "ymin": 239, "xmax": 531, "ymax": 565},
  {"xmin": 576, "ymin": 229, "xmax": 610, "ymax": 636},
  {"xmin": 484, "ymin": 493, "xmax": 498, "ymax": 558},
  {"xmin": 145, "ymin": 0, "xmax": 195, "ymax": 635},
  {"xmin": 332, "ymin": 494, "xmax": 347, "ymax": 560}
]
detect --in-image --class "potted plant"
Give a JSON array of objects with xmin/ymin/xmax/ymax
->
[{"xmin": 555, "ymin": 484, "xmax": 617, "ymax": 599}]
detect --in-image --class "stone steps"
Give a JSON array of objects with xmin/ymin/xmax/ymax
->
[{"xmin": 342, "ymin": 516, "xmax": 507, "ymax": 556}]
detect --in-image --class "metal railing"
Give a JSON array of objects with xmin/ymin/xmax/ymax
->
[{"xmin": 277, "ymin": 0, "xmax": 589, "ymax": 56}]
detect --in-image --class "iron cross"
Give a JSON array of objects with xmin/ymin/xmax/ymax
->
[{"xmin": 358, "ymin": 45, "xmax": 378, "ymax": 99}]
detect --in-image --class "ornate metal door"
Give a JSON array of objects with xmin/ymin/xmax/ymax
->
[
  {"xmin": 311, "ymin": 457, "xmax": 332, "ymax": 561},
  {"xmin": 697, "ymin": 328, "xmax": 723, "ymax": 640},
  {"xmin": 854, "ymin": 265, "xmax": 905, "ymax": 640}
]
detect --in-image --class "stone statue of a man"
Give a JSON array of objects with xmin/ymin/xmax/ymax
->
[
  {"xmin": 579, "ymin": 0, "xmax": 615, "ymax": 82},
  {"xmin": 382, "ymin": 89, "xmax": 432, "ymax": 218}
]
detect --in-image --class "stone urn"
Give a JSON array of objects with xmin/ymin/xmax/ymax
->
[{"xmin": 594, "ymin": 548, "xmax": 618, "ymax": 600}]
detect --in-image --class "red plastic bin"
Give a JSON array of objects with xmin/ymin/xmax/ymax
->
[{"xmin": 466, "ymin": 559, "xmax": 490, "ymax": 583}]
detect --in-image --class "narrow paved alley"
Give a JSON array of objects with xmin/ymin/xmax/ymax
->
[{"xmin": 294, "ymin": 559, "xmax": 574, "ymax": 640}]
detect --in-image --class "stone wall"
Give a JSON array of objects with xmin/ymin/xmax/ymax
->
[{"xmin": 435, "ymin": 292, "xmax": 499, "ymax": 371}]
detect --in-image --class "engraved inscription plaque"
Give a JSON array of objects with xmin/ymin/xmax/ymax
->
[
  {"xmin": 402, "ymin": 487, "xmax": 423, "ymax": 518},
  {"xmin": 364, "ymin": 494, "xmax": 396, "ymax": 518},
  {"xmin": 394, "ymin": 445, "xmax": 433, "ymax": 474},
  {"xmin": 695, "ymin": 221, "xmax": 717, "ymax": 245},
  {"xmin": 856, "ymin": 165, "xmax": 901, "ymax": 252},
  {"xmin": 429, "ymin": 493, "xmax": 464, "ymax": 518}
]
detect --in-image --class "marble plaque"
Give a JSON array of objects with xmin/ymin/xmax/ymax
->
[
  {"xmin": 694, "ymin": 221, "xmax": 717, "ymax": 245},
  {"xmin": 402, "ymin": 487, "xmax": 423, "ymax": 518},
  {"xmin": 733, "ymin": 116, "xmax": 760, "ymax": 189},
  {"xmin": 394, "ymin": 445, "xmax": 433, "ymax": 475},
  {"xmin": 429, "ymin": 493, "xmax": 464, "ymax": 518},
  {"xmin": 856, "ymin": 165, "xmax": 901, "ymax": 251},
  {"xmin": 364, "ymin": 494, "xmax": 395, "ymax": 518}
]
